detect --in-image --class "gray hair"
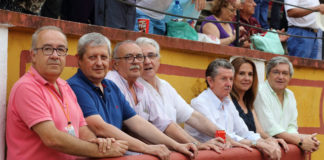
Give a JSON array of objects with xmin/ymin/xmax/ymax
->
[
  {"xmin": 206, "ymin": 59, "xmax": 234, "ymax": 87},
  {"xmin": 31, "ymin": 26, "xmax": 67, "ymax": 50},
  {"xmin": 135, "ymin": 37, "xmax": 160, "ymax": 57},
  {"xmin": 266, "ymin": 56, "xmax": 294, "ymax": 78},
  {"xmin": 112, "ymin": 40, "xmax": 137, "ymax": 59},
  {"xmin": 77, "ymin": 32, "xmax": 111, "ymax": 59}
]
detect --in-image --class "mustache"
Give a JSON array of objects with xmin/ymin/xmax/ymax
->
[{"xmin": 129, "ymin": 65, "xmax": 140, "ymax": 70}]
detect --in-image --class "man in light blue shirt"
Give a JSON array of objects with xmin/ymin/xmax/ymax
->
[{"xmin": 254, "ymin": 56, "xmax": 320, "ymax": 152}]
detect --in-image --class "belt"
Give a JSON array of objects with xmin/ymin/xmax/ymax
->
[{"xmin": 289, "ymin": 25, "xmax": 318, "ymax": 33}]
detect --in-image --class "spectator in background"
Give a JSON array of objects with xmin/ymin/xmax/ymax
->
[
  {"xmin": 254, "ymin": 56, "xmax": 320, "ymax": 152},
  {"xmin": 200, "ymin": 0, "xmax": 236, "ymax": 46},
  {"xmin": 94, "ymin": 0, "xmax": 136, "ymax": 30},
  {"xmin": 61, "ymin": 0, "xmax": 94, "ymax": 24},
  {"xmin": 285, "ymin": 0, "xmax": 324, "ymax": 59},
  {"xmin": 230, "ymin": 57, "xmax": 288, "ymax": 152},
  {"xmin": 134, "ymin": 0, "xmax": 206, "ymax": 35},
  {"xmin": 253, "ymin": 0, "xmax": 269, "ymax": 29},
  {"xmin": 234, "ymin": 0, "xmax": 288, "ymax": 48}
]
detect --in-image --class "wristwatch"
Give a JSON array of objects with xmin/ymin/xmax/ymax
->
[{"xmin": 298, "ymin": 138, "xmax": 303, "ymax": 148}]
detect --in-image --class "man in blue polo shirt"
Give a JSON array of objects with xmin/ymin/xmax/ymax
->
[{"xmin": 68, "ymin": 32, "xmax": 197, "ymax": 159}]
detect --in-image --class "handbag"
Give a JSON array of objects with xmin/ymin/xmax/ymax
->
[
  {"xmin": 166, "ymin": 21, "xmax": 198, "ymax": 41},
  {"xmin": 250, "ymin": 30, "xmax": 284, "ymax": 55}
]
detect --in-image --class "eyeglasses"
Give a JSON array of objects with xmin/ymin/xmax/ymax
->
[
  {"xmin": 144, "ymin": 52, "xmax": 159, "ymax": 61},
  {"xmin": 35, "ymin": 46, "xmax": 68, "ymax": 56},
  {"xmin": 114, "ymin": 54, "xmax": 145, "ymax": 63},
  {"xmin": 271, "ymin": 70, "xmax": 290, "ymax": 77}
]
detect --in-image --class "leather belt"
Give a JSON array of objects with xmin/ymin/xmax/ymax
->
[{"xmin": 289, "ymin": 25, "xmax": 318, "ymax": 33}]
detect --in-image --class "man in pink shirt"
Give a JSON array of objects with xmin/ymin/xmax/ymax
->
[{"xmin": 6, "ymin": 26, "xmax": 128, "ymax": 160}]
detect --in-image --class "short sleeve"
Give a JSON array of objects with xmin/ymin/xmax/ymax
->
[
  {"xmin": 14, "ymin": 84, "xmax": 53, "ymax": 128},
  {"xmin": 284, "ymin": 0, "xmax": 297, "ymax": 11}
]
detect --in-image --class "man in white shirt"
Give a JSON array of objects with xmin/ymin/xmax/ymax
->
[
  {"xmin": 254, "ymin": 56, "xmax": 320, "ymax": 152},
  {"xmin": 285, "ymin": 0, "xmax": 324, "ymax": 59},
  {"xmin": 135, "ymin": 37, "xmax": 252, "ymax": 150},
  {"xmin": 106, "ymin": 40, "xmax": 223, "ymax": 153},
  {"xmin": 185, "ymin": 58, "xmax": 282, "ymax": 160}
]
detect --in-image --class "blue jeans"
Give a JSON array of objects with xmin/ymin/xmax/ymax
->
[
  {"xmin": 253, "ymin": 0, "xmax": 269, "ymax": 29},
  {"xmin": 287, "ymin": 27, "xmax": 318, "ymax": 59},
  {"xmin": 134, "ymin": 8, "xmax": 166, "ymax": 35}
]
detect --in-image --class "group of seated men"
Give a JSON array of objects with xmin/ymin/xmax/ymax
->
[{"xmin": 6, "ymin": 25, "xmax": 320, "ymax": 160}]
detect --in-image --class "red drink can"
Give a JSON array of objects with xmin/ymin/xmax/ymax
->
[
  {"xmin": 215, "ymin": 130, "xmax": 226, "ymax": 143},
  {"xmin": 137, "ymin": 18, "xmax": 150, "ymax": 33}
]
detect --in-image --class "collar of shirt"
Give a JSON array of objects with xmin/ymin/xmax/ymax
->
[
  {"xmin": 265, "ymin": 80, "xmax": 288, "ymax": 99},
  {"xmin": 29, "ymin": 66, "xmax": 67, "ymax": 91},
  {"xmin": 109, "ymin": 70, "xmax": 145, "ymax": 107},
  {"xmin": 206, "ymin": 88, "xmax": 231, "ymax": 110},
  {"xmin": 75, "ymin": 69, "xmax": 108, "ymax": 92}
]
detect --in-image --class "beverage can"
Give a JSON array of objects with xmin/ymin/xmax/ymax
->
[
  {"xmin": 215, "ymin": 130, "xmax": 226, "ymax": 143},
  {"xmin": 137, "ymin": 18, "xmax": 150, "ymax": 33}
]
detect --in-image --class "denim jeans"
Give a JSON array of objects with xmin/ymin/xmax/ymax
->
[
  {"xmin": 253, "ymin": 0, "xmax": 269, "ymax": 29},
  {"xmin": 287, "ymin": 27, "xmax": 318, "ymax": 59}
]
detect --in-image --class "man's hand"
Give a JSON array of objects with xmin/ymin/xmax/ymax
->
[
  {"xmin": 256, "ymin": 139, "xmax": 281, "ymax": 160},
  {"xmin": 173, "ymin": 143, "xmax": 198, "ymax": 159},
  {"xmin": 89, "ymin": 137, "xmax": 115, "ymax": 153},
  {"xmin": 276, "ymin": 138, "xmax": 289, "ymax": 152},
  {"xmin": 103, "ymin": 140, "xmax": 129, "ymax": 157},
  {"xmin": 301, "ymin": 133, "xmax": 320, "ymax": 152},
  {"xmin": 276, "ymin": 29, "xmax": 289, "ymax": 42},
  {"xmin": 192, "ymin": 0, "xmax": 206, "ymax": 11},
  {"xmin": 264, "ymin": 137, "xmax": 288, "ymax": 153},
  {"xmin": 228, "ymin": 137, "xmax": 253, "ymax": 151},
  {"xmin": 145, "ymin": 144, "xmax": 171, "ymax": 160}
]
